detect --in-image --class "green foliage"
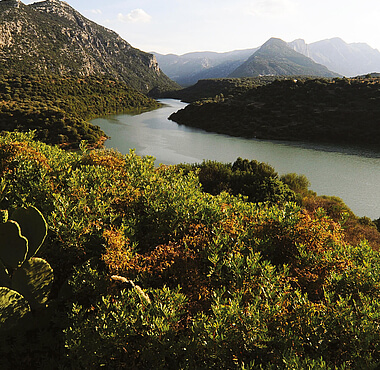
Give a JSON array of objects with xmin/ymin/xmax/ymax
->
[
  {"xmin": 164, "ymin": 76, "xmax": 284, "ymax": 103},
  {"xmin": 179, "ymin": 157, "xmax": 295, "ymax": 204},
  {"xmin": 0, "ymin": 73, "xmax": 161, "ymax": 148},
  {"xmin": 0, "ymin": 132, "xmax": 380, "ymax": 368},
  {"xmin": 65, "ymin": 279, "xmax": 187, "ymax": 369},
  {"xmin": 280, "ymin": 172, "xmax": 311, "ymax": 194},
  {"xmin": 11, "ymin": 257, "xmax": 54, "ymax": 310},
  {"xmin": 170, "ymin": 77, "xmax": 380, "ymax": 149},
  {"xmin": 0, "ymin": 287, "xmax": 30, "ymax": 331}
]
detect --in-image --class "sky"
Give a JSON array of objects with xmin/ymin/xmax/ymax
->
[{"xmin": 24, "ymin": 0, "xmax": 380, "ymax": 55}]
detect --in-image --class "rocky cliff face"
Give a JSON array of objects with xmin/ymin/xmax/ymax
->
[
  {"xmin": 290, "ymin": 38, "xmax": 380, "ymax": 77},
  {"xmin": 0, "ymin": 0, "xmax": 177, "ymax": 94},
  {"xmin": 229, "ymin": 38, "xmax": 338, "ymax": 78},
  {"xmin": 288, "ymin": 39, "xmax": 310, "ymax": 58}
]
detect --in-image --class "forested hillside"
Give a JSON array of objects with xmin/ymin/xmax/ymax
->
[
  {"xmin": 1, "ymin": 132, "xmax": 380, "ymax": 368},
  {"xmin": 163, "ymin": 76, "xmax": 283, "ymax": 102},
  {"xmin": 170, "ymin": 76, "xmax": 380, "ymax": 149},
  {"xmin": 0, "ymin": 0, "xmax": 180, "ymax": 148},
  {"xmin": 0, "ymin": 73, "xmax": 160, "ymax": 148},
  {"xmin": 0, "ymin": 0, "xmax": 178, "ymax": 95}
]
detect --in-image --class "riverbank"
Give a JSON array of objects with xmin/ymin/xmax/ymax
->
[
  {"xmin": 0, "ymin": 73, "xmax": 160, "ymax": 149},
  {"xmin": 169, "ymin": 77, "xmax": 380, "ymax": 150},
  {"xmin": 92, "ymin": 99, "xmax": 380, "ymax": 219}
]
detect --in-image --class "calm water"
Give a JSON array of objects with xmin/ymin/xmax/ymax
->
[{"xmin": 91, "ymin": 99, "xmax": 380, "ymax": 219}]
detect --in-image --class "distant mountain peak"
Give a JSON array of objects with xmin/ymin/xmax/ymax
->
[
  {"xmin": 292, "ymin": 37, "xmax": 380, "ymax": 76},
  {"xmin": 259, "ymin": 37, "xmax": 289, "ymax": 53},
  {"xmin": 157, "ymin": 36, "xmax": 380, "ymax": 85},
  {"xmin": 263, "ymin": 37, "xmax": 287, "ymax": 45},
  {"xmin": 288, "ymin": 39, "xmax": 310, "ymax": 57},
  {"xmin": 229, "ymin": 37, "xmax": 337, "ymax": 78}
]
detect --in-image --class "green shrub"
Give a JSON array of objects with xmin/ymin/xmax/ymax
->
[{"xmin": 1, "ymin": 132, "xmax": 380, "ymax": 369}]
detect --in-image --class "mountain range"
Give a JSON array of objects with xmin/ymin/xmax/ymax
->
[
  {"xmin": 229, "ymin": 38, "xmax": 336, "ymax": 79},
  {"xmin": 0, "ymin": 0, "xmax": 177, "ymax": 94},
  {"xmin": 153, "ymin": 48, "xmax": 258, "ymax": 87},
  {"xmin": 289, "ymin": 38, "xmax": 380, "ymax": 78},
  {"xmin": 155, "ymin": 37, "xmax": 380, "ymax": 86},
  {"xmin": 2, "ymin": 0, "xmax": 380, "ymax": 94}
]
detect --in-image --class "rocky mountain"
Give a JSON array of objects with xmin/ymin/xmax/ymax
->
[
  {"xmin": 289, "ymin": 38, "xmax": 380, "ymax": 77},
  {"xmin": 154, "ymin": 48, "xmax": 257, "ymax": 86},
  {"xmin": 156, "ymin": 37, "xmax": 380, "ymax": 86},
  {"xmin": 229, "ymin": 38, "xmax": 338, "ymax": 78},
  {"xmin": 0, "ymin": 0, "xmax": 178, "ymax": 94}
]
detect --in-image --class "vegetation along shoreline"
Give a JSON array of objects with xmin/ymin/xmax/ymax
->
[{"xmin": 168, "ymin": 76, "xmax": 380, "ymax": 150}]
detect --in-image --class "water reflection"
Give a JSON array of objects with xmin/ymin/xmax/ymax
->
[{"xmin": 91, "ymin": 99, "xmax": 380, "ymax": 219}]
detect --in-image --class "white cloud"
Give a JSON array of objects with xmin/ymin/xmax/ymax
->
[
  {"xmin": 89, "ymin": 9, "xmax": 102, "ymax": 15},
  {"xmin": 247, "ymin": 0, "xmax": 296, "ymax": 18},
  {"xmin": 118, "ymin": 9, "xmax": 152, "ymax": 23}
]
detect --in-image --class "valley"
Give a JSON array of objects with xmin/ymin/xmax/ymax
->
[{"xmin": 93, "ymin": 98, "xmax": 380, "ymax": 219}]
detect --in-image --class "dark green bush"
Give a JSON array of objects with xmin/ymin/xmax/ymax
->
[{"xmin": 1, "ymin": 132, "xmax": 380, "ymax": 369}]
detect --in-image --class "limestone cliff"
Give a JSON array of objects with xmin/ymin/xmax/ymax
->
[{"xmin": 0, "ymin": 0, "xmax": 177, "ymax": 94}]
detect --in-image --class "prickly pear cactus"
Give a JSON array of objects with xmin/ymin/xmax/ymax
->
[
  {"xmin": 0, "ymin": 206, "xmax": 53, "ymax": 330},
  {"xmin": 0, "ymin": 287, "xmax": 31, "ymax": 331},
  {"xmin": 12, "ymin": 257, "xmax": 54, "ymax": 310},
  {"xmin": 10, "ymin": 206, "xmax": 47, "ymax": 260},
  {"xmin": 0, "ymin": 210, "xmax": 8, "ymax": 223},
  {"xmin": 0, "ymin": 260, "xmax": 10, "ymax": 287},
  {"xmin": 0, "ymin": 220, "xmax": 28, "ymax": 269}
]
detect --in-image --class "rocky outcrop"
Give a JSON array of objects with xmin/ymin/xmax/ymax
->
[
  {"xmin": 229, "ymin": 38, "xmax": 338, "ymax": 78},
  {"xmin": 0, "ymin": 0, "xmax": 177, "ymax": 94}
]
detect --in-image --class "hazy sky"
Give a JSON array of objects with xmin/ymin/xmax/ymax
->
[{"xmin": 24, "ymin": 0, "xmax": 380, "ymax": 55}]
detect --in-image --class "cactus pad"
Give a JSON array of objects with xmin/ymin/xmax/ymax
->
[
  {"xmin": 0, "ymin": 287, "xmax": 31, "ymax": 331},
  {"xmin": 0, "ymin": 259, "xmax": 10, "ymax": 287},
  {"xmin": 11, "ymin": 257, "xmax": 54, "ymax": 310},
  {"xmin": 10, "ymin": 206, "xmax": 47, "ymax": 260},
  {"xmin": 0, "ymin": 209, "xmax": 8, "ymax": 223},
  {"xmin": 0, "ymin": 221, "xmax": 28, "ymax": 269}
]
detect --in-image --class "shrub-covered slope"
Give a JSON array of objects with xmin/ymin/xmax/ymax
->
[
  {"xmin": 170, "ymin": 76, "xmax": 380, "ymax": 149},
  {"xmin": 0, "ymin": 73, "xmax": 160, "ymax": 148},
  {"xmin": 163, "ymin": 76, "xmax": 286, "ymax": 102},
  {"xmin": 1, "ymin": 132, "xmax": 380, "ymax": 369}
]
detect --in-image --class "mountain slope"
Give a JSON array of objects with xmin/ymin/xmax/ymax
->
[
  {"xmin": 155, "ymin": 37, "xmax": 380, "ymax": 87},
  {"xmin": 154, "ymin": 49, "xmax": 257, "ymax": 86},
  {"xmin": 290, "ymin": 38, "xmax": 380, "ymax": 77},
  {"xmin": 0, "ymin": 0, "xmax": 178, "ymax": 94},
  {"xmin": 229, "ymin": 38, "xmax": 338, "ymax": 78},
  {"xmin": 170, "ymin": 76, "xmax": 380, "ymax": 148}
]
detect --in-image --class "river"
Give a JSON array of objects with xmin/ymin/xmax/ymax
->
[{"xmin": 91, "ymin": 99, "xmax": 380, "ymax": 219}]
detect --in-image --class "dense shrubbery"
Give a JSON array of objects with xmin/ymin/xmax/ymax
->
[
  {"xmin": 163, "ymin": 76, "xmax": 288, "ymax": 102},
  {"xmin": 170, "ymin": 76, "xmax": 380, "ymax": 149},
  {"xmin": 178, "ymin": 158, "xmax": 295, "ymax": 204},
  {"xmin": 0, "ymin": 73, "xmax": 160, "ymax": 148},
  {"xmin": 1, "ymin": 132, "xmax": 380, "ymax": 369}
]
